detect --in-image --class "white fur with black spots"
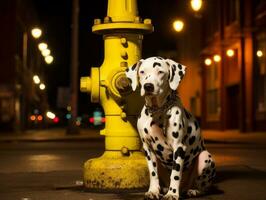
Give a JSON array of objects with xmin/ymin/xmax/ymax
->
[{"xmin": 126, "ymin": 57, "xmax": 216, "ymax": 200}]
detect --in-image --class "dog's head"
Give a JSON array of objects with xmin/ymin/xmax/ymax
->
[{"xmin": 125, "ymin": 57, "xmax": 186, "ymax": 96}]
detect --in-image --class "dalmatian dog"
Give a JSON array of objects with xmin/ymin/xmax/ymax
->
[{"xmin": 126, "ymin": 57, "xmax": 215, "ymax": 200}]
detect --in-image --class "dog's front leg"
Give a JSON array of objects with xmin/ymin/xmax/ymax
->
[
  {"xmin": 142, "ymin": 143, "xmax": 161, "ymax": 200},
  {"xmin": 163, "ymin": 144, "xmax": 186, "ymax": 200}
]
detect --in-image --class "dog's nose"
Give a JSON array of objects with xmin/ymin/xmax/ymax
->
[{"xmin": 144, "ymin": 83, "xmax": 154, "ymax": 92}]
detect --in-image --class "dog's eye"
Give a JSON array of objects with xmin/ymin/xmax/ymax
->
[
  {"xmin": 140, "ymin": 70, "xmax": 145, "ymax": 74},
  {"xmin": 158, "ymin": 71, "xmax": 164, "ymax": 74}
]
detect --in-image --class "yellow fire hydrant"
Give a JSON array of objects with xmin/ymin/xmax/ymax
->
[{"xmin": 80, "ymin": 0, "xmax": 153, "ymax": 189}]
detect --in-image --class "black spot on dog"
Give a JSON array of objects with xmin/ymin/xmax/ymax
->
[
  {"xmin": 153, "ymin": 62, "xmax": 161, "ymax": 68},
  {"xmin": 174, "ymin": 176, "xmax": 179, "ymax": 180},
  {"xmin": 178, "ymin": 64, "xmax": 183, "ymax": 70},
  {"xmin": 179, "ymin": 123, "xmax": 182, "ymax": 129},
  {"xmin": 174, "ymin": 147, "xmax": 185, "ymax": 160},
  {"xmin": 168, "ymin": 115, "xmax": 171, "ymax": 119},
  {"xmin": 151, "ymin": 137, "xmax": 156, "ymax": 143},
  {"xmin": 147, "ymin": 155, "xmax": 151, "ymax": 160},
  {"xmin": 208, "ymin": 154, "xmax": 212, "ymax": 158},
  {"xmin": 131, "ymin": 63, "xmax": 137, "ymax": 70},
  {"xmin": 205, "ymin": 160, "xmax": 208, "ymax": 163},
  {"xmin": 157, "ymin": 144, "xmax": 164, "ymax": 151},
  {"xmin": 155, "ymin": 137, "xmax": 159, "ymax": 141},
  {"xmin": 176, "ymin": 110, "xmax": 179, "ymax": 115},
  {"xmin": 189, "ymin": 136, "xmax": 196, "ymax": 145},
  {"xmin": 153, "ymin": 162, "xmax": 157, "ymax": 167},
  {"xmin": 152, "ymin": 171, "xmax": 156, "ymax": 176},
  {"xmin": 125, "ymin": 68, "xmax": 129, "ymax": 72},
  {"xmin": 145, "ymin": 109, "xmax": 149, "ymax": 116},
  {"xmin": 187, "ymin": 126, "xmax": 192, "ymax": 134},
  {"xmin": 144, "ymin": 150, "xmax": 148, "ymax": 157},
  {"xmin": 170, "ymin": 65, "xmax": 177, "ymax": 82},
  {"xmin": 173, "ymin": 162, "xmax": 180, "ymax": 171},
  {"xmin": 172, "ymin": 131, "xmax": 179, "ymax": 138},
  {"xmin": 150, "ymin": 121, "xmax": 155, "ymax": 126},
  {"xmin": 172, "ymin": 64, "xmax": 177, "ymax": 71},
  {"xmin": 155, "ymin": 150, "xmax": 163, "ymax": 157},
  {"xmin": 142, "ymin": 138, "xmax": 145, "ymax": 142},
  {"xmin": 174, "ymin": 122, "xmax": 177, "ymax": 126},
  {"xmin": 178, "ymin": 70, "xmax": 184, "ymax": 79},
  {"xmin": 173, "ymin": 189, "xmax": 176, "ymax": 193},
  {"xmin": 184, "ymin": 109, "xmax": 191, "ymax": 119},
  {"xmin": 169, "ymin": 187, "xmax": 172, "ymax": 191},
  {"xmin": 194, "ymin": 120, "xmax": 199, "ymax": 130},
  {"xmin": 144, "ymin": 128, "xmax": 148, "ymax": 134}
]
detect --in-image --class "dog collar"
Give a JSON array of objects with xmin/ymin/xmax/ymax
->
[{"xmin": 145, "ymin": 93, "xmax": 178, "ymax": 115}]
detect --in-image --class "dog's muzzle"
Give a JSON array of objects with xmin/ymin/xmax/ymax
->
[{"xmin": 144, "ymin": 83, "xmax": 154, "ymax": 93}]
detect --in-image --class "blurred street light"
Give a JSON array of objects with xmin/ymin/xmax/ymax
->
[
  {"xmin": 173, "ymin": 20, "xmax": 184, "ymax": 32},
  {"xmin": 257, "ymin": 50, "xmax": 263, "ymax": 57},
  {"xmin": 226, "ymin": 49, "xmax": 235, "ymax": 57},
  {"xmin": 41, "ymin": 49, "xmax": 51, "ymax": 57},
  {"xmin": 39, "ymin": 83, "xmax": 46, "ymax": 90},
  {"xmin": 38, "ymin": 42, "xmax": 48, "ymax": 51},
  {"xmin": 45, "ymin": 55, "xmax": 54, "ymax": 64},
  {"xmin": 33, "ymin": 75, "xmax": 40, "ymax": 84},
  {"xmin": 204, "ymin": 58, "xmax": 212, "ymax": 66},
  {"xmin": 31, "ymin": 28, "xmax": 42, "ymax": 39},
  {"xmin": 46, "ymin": 111, "xmax": 56, "ymax": 119},
  {"xmin": 190, "ymin": 0, "xmax": 203, "ymax": 12},
  {"xmin": 213, "ymin": 54, "xmax": 221, "ymax": 62}
]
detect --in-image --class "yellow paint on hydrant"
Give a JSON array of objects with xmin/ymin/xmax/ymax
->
[{"xmin": 80, "ymin": 0, "xmax": 153, "ymax": 189}]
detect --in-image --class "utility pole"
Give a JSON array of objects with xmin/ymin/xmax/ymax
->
[{"xmin": 67, "ymin": 0, "xmax": 79, "ymax": 134}]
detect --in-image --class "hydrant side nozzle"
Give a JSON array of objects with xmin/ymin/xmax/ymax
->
[{"xmin": 80, "ymin": 76, "xmax": 91, "ymax": 93}]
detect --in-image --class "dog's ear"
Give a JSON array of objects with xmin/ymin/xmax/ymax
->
[
  {"xmin": 125, "ymin": 60, "xmax": 142, "ymax": 91},
  {"xmin": 166, "ymin": 59, "xmax": 186, "ymax": 90}
]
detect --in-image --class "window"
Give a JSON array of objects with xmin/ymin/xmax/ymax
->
[
  {"xmin": 206, "ymin": 62, "xmax": 221, "ymax": 120},
  {"xmin": 225, "ymin": 0, "xmax": 240, "ymax": 25}
]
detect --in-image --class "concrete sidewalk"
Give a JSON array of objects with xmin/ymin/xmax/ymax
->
[
  {"xmin": 0, "ymin": 128, "xmax": 104, "ymax": 142},
  {"xmin": 0, "ymin": 127, "xmax": 265, "ymax": 144}
]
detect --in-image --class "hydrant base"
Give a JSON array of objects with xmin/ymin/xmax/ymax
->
[{"xmin": 83, "ymin": 151, "xmax": 149, "ymax": 189}]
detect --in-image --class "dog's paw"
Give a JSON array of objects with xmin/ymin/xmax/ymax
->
[
  {"xmin": 186, "ymin": 189, "xmax": 202, "ymax": 197},
  {"xmin": 144, "ymin": 191, "xmax": 162, "ymax": 200},
  {"xmin": 161, "ymin": 193, "xmax": 180, "ymax": 200}
]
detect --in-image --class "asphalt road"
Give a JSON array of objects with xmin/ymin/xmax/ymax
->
[{"xmin": 0, "ymin": 141, "xmax": 266, "ymax": 200}]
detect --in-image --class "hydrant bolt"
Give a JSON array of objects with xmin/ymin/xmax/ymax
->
[
  {"xmin": 134, "ymin": 16, "xmax": 141, "ymax": 23},
  {"xmin": 120, "ymin": 62, "xmax": 128, "ymax": 68},
  {"xmin": 144, "ymin": 18, "xmax": 152, "ymax": 25},
  {"xmin": 120, "ymin": 50, "xmax": 128, "ymax": 60},
  {"xmin": 104, "ymin": 16, "xmax": 111, "ymax": 23},
  {"xmin": 120, "ymin": 38, "xmax": 127, "ymax": 47},
  {"xmin": 94, "ymin": 19, "xmax": 101, "ymax": 25}
]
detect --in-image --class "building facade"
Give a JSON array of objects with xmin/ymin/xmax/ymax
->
[
  {"xmin": 0, "ymin": 0, "xmax": 48, "ymax": 131},
  {"xmin": 200, "ymin": 0, "xmax": 266, "ymax": 131}
]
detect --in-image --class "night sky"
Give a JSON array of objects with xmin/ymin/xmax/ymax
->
[{"xmin": 33, "ymin": 0, "xmax": 189, "ymax": 114}]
